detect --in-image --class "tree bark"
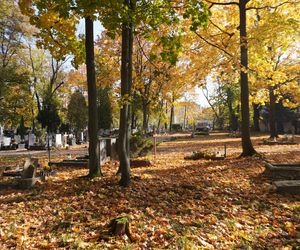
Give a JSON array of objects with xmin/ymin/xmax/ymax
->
[
  {"xmin": 142, "ymin": 100, "xmax": 148, "ymax": 133},
  {"xmin": 169, "ymin": 104, "xmax": 174, "ymax": 132},
  {"xmin": 118, "ymin": 2, "xmax": 133, "ymax": 187},
  {"xmin": 269, "ymin": 87, "xmax": 278, "ymax": 139},
  {"xmin": 226, "ymin": 86, "xmax": 238, "ymax": 131},
  {"xmin": 131, "ymin": 108, "xmax": 135, "ymax": 132},
  {"xmin": 165, "ymin": 102, "xmax": 168, "ymax": 131},
  {"xmin": 252, "ymin": 103, "xmax": 260, "ymax": 132},
  {"xmin": 85, "ymin": 17, "xmax": 101, "ymax": 177},
  {"xmin": 183, "ymin": 105, "xmax": 187, "ymax": 130},
  {"xmin": 157, "ymin": 99, "xmax": 164, "ymax": 130},
  {"xmin": 239, "ymin": 0, "xmax": 256, "ymax": 156}
]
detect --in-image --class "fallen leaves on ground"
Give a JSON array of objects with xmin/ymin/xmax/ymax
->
[{"xmin": 0, "ymin": 134, "xmax": 299, "ymax": 249}]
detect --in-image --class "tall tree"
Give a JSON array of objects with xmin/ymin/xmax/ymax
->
[
  {"xmin": 249, "ymin": 2, "xmax": 300, "ymax": 138},
  {"xmin": 0, "ymin": 0, "xmax": 32, "ymax": 127},
  {"xmin": 67, "ymin": 90, "xmax": 88, "ymax": 133},
  {"xmin": 20, "ymin": 0, "xmax": 101, "ymax": 177},
  {"xmin": 85, "ymin": 17, "xmax": 101, "ymax": 177},
  {"xmin": 118, "ymin": 0, "xmax": 134, "ymax": 187},
  {"xmin": 238, "ymin": 0, "xmax": 256, "ymax": 156}
]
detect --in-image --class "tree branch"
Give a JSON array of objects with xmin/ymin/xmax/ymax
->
[
  {"xmin": 246, "ymin": 1, "xmax": 298, "ymax": 10},
  {"xmin": 205, "ymin": 0, "xmax": 239, "ymax": 9},
  {"xmin": 194, "ymin": 31, "xmax": 233, "ymax": 57},
  {"xmin": 209, "ymin": 20, "xmax": 235, "ymax": 37},
  {"xmin": 50, "ymin": 81, "xmax": 65, "ymax": 98},
  {"xmin": 136, "ymin": 35, "xmax": 161, "ymax": 71}
]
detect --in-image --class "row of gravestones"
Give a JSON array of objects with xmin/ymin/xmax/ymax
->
[
  {"xmin": 48, "ymin": 138, "xmax": 118, "ymax": 167},
  {"xmin": 0, "ymin": 132, "xmax": 87, "ymax": 150}
]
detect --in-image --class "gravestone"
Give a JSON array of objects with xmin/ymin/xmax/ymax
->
[
  {"xmin": 106, "ymin": 138, "xmax": 118, "ymax": 161},
  {"xmin": 14, "ymin": 135, "xmax": 21, "ymax": 144},
  {"xmin": 18, "ymin": 143, "xmax": 25, "ymax": 150},
  {"xmin": 67, "ymin": 134, "xmax": 76, "ymax": 146},
  {"xmin": 274, "ymin": 180, "xmax": 300, "ymax": 194},
  {"xmin": 18, "ymin": 158, "xmax": 39, "ymax": 189},
  {"xmin": 99, "ymin": 139, "xmax": 108, "ymax": 165},
  {"xmin": 264, "ymin": 162, "xmax": 300, "ymax": 180},
  {"xmin": 3, "ymin": 137, "xmax": 11, "ymax": 148},
  {"xmin": 55, "ymin": 134, "xmax": 62, "ymax": 147},
  {"xmin": 21, "ymin": 164, "xmax": 36, "ymax": 179},
  {"xmin": 21, "ymin": 158, "xmax": 38, "ymax": 176},
  {"xmin": 46, "ymin": 135, "xmax": 53, "ymax": 147},
  {"xmin": 28, "ymin": 134, "xmax": 36, "ymax": 148},
  {"xmin": 62, "ymin": 133, "xmax": 67, "ymax": 147}
]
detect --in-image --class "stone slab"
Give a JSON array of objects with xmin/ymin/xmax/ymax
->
[
  {"xmin": 264, "ymin": 162, "xmax": 300, "ymax": 180},
  {"xmin": 274, "ymin": 180, "xmax": 300, "ymax": 194}
]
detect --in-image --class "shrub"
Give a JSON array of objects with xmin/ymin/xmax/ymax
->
[{"xmin": 130, "ymin": 132, "xmax": 154, "ymax": 158}]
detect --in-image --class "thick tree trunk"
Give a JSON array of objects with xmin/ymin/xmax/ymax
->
[
  {"xmin": 239, "ymin": 1, "xmax": 256, "ymax": 156},
  {"xmin": 85, "ymin": 17, "xmax": 101, "ymax": 177},
  {"xmin": 269, "ymin": 88, "xmax": 278, "ymax": 139},
  {"xmin": 253, "ymin": 103, "xmax": 260, "ymax": 132},
  {"xmin": 118, "ymin": 7, "xmax": 133, "ymax": 187}
]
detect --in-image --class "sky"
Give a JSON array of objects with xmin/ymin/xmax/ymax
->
[{"xmin": 77, "ymin": 19, "xmax": 104, "ymax": 39}]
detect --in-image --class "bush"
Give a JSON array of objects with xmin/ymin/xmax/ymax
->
[
  {"xmin": 184, "ymin": 150, "xmax": 222, "ymax": 160},
  {"xmin": 171, "ymin": 124, "xmax": 182, "ymax": 132},
  {"xmin": 130, "ymin": 132, "xmax": 154, "ymax": 158}
]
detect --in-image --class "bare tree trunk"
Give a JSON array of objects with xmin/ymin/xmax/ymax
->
[
  {"xmin": 183, "ymin": 105, "xmax": 187, "ymax": 130},
  {"xmin": 169, "ymin": 104, "xmax": 174, "ymax": 132},
  {"xmin": 239, "ymin": 0, "xmax": 256, "ymax": 156},
  {"xmin": 85, "ymin": 17, "xmax": 101, "ymax": 177},
  {"xmin": 31, "ymin": 107, "xmax": 35, "ymax": 133},
  {"xmin": 131, "ymin": 108, "xmax": 135, "ymax": 132},
  {"xmin": 252, "ymin": 103, "xmax": 260, "ymax": 132},
  {"xmin": 165, "ymin": 102, "xmax": 168, "ymax": 131},
  {"xmin": 269, "ymin": 87, "xmax": 278, "ymax": 139},
  {"xmin": 157, "ymin": 100, "xmax": 164, "ymax": 130},
  {"xmin": 226, "ymin": 86, "xmax": 238, "ymax": 131},
  {"xmin": 118, "ymin": 2, "xmax": 133, "ymax": 186},
  {"xmin": 142, "ymin": 100, "xmax": 148, "ymax": 133}
]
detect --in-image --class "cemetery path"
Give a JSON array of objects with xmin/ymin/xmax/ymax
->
[{"xmin": 156, "ymin": 134, "xmax": 300, "ymax": 160}]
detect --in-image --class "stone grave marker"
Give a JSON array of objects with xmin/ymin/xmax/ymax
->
[
  {"xmin": 28, "ymin": 134, "xmax": 36, "ymax": 148},
  {"xmin": 3, "ymin": 137, "xmax": 11, "ymax": 148},
  {"xmin": 19, "ymin": 158, "xmax": 39, "ymax": 189},
  {"xmin": 55, "ymin": 134, "xmax": 62, "ymax": 147},
  {"xmin": 99, "ymin": 139, "xmax": 108, "ymax": 165},
  {"xmin": 14, "ymin": 135, "xmax": 21, "ymax": 144},
  {"xmin": 106, "ymin": 138, "xmax": 118, "ymax": 161}
]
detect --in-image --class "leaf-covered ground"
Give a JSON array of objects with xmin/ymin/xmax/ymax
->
[{"xmin": 0, "ymin": 134, "xmax": 299, "ymax": 249}]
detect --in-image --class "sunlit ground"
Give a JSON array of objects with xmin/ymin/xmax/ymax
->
[{"xmin": 0, "ymin": 134, "xmax": 299, "ymax": 249}]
